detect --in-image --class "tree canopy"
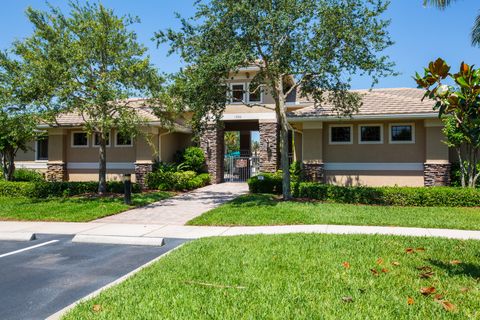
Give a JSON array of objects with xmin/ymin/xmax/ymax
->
[
  {"xmin": 157, "ymin": 0, "xmax": 395, "ymax": 198},
  {"xmin": 13, "ymin": 1, "xmax": 171, "ymax": 193}
]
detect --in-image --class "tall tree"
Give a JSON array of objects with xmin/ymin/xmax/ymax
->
[
  {"xmin": 415, "ymin": 58, "xmax": 480, "ymax": 187},
  {"xmin": 14, "ymin": 2, "xmax": 170, "ymax": 194},
  {"xmin": 157, "ymin": 0, "xmax": 395, "ymax": 199},
  {"xmin": 0, "ymin": 52, "xmax": 39, "ymax": 181},
  {"xmin": 423, "ymin": 0, "xmax": 480, "ymax": 46}
]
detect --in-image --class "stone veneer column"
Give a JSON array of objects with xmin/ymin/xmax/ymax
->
[
  {"xmin": 135, "ymin": 162, "xmax": 153, "ymax": 189},
  {"xmin": 303, "ymin": 160, "xmax": 325, "ymax": 182},
  {"xmin": 46, "ymin": 128, "xmax": 67, "ymax": 182},
  {"xmin": 301, "ymin": 122, "xmax": 324, "ymax": 182},
  {"xmin": 200, "ymin": 123, "xmax": 224, "ymax": 184},
  {"xmin": 424, "ymin": 120, "xmax": 451, "ymax": 186},
  {"xmin": 259, "ymin": 120, "xmax": 279, "ymax": 172},
  {"xmin": 135, "ymin": 126, "xmax": 157, "ymax": 189},
  {"xmin": 46, "ymin": 162, "xmax": 67, "ymax": 182},
  {"xmin": 424, "ymin": 163, "xmax": 451, "ymax": 187}
]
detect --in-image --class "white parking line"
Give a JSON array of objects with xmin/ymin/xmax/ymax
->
[{"xmin": 0, "ymin": 240, "xmax": 59, "ymax": 258}]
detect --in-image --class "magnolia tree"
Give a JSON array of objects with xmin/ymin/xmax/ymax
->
[
  {"xmin": 0, "ymin": 52, "xmax": 39, "ymax": 181},
  {"xmin": 157, "ymin": 0, "xmax": 395, "ymax": 199},
  {"xmin": 415, "ymin": 58, "xmax": 480, "ymax": 187},
  {"xmin": 13, "ymin": 2, "xmax": 171, "ymax": 194}
]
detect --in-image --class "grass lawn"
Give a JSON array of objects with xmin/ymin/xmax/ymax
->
[
  {"xmin": 187, "ymin": 194, "xmax": 480, "ymax": 230},
  {"xmin": 0, "ymin": 191, "xmax": 172, "ymax": 222},
  {"xmin": 63, "ymin": 234, "xmax": 480, "ymax": 319}
]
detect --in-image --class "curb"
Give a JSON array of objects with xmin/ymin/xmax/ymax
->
[
  {"xmin": 0, "ymin": 232, "xmax": 36, "ymax": 241},
  {"xmin": 72, "ymin": 234, "xmax": 165, "ymax": 246}
]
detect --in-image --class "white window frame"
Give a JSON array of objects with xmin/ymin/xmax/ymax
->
[
  {"xmin": 34, "ymin": 138, "xmax": 48, "ymax": 162},
  {"xmin": 247, "ymin": 83, "xmax": 263, "ymax": 104},
  {"xmin": 229, "ymin": 83, "xmax": 246, "ymax": 104},
  {"xmin": 114, "ymin": 131, "xmax": 133, "ymax": 147},
  {"xmin": 358, "ymin": 124, "xmax": 384, "ymax": 144},
  {"xmin": 389, "ymin": 123, "xmax": 415, "ymax": 144},
  {"xmin": 93, "ymin": 132, "xmax": 111, "ymax": 148},
  {"xmin": 71, "ymin": 131, "xmax": 89, "ymax": 148},
  {"xmin": 329, "ymin": 124, "xmax": 353, "ymax": 145}
]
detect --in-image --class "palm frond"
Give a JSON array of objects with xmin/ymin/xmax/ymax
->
[
  {"xmin": 423, "ymin": 0, "xmax": 460, "ymax": 9},
  {"xmin": 472, "ymin": 12, "xmax": 480, "ymax": 46}
]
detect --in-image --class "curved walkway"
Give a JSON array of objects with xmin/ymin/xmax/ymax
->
[{"xmin": 96, "ymin": 183, "xmax": 249, "ymax": 225}]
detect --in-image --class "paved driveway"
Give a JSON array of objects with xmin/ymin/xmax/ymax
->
[
  {"xmin": 0, "ymin": 234, "xmax": 185, "ymax": 320},
  {"xmin": 96, "ymin": 182, "xmax": 248, "ymax": 225}
]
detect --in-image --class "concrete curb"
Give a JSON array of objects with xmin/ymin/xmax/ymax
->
[
  {"xmin": 0, "ymin": 232, "xmax": 36, "ymax": 241},
  {"xmin": 46, "ymin": 242, "xmax": 185, "ymax": 320},
  {"xmin": 72, "ymin": 234, "xmax": 165, "ymax": 246}
]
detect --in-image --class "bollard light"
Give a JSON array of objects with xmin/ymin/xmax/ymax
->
[{"xmin": 124, "ymin": 173, "xmax": 132, "ymax": 205}]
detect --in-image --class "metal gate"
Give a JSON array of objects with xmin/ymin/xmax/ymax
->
[{"xmin": 224, "ymin": 156, "xmax": 260, "ymax": 182}]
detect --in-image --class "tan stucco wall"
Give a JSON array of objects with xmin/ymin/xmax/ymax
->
[
  {"xmin": 14, "ymin": 141, "xmax": 36, "ymax": 161},
  {"xmin": 68, "ymin": 170, "xmax": 136, "ymax": 182},
  {"xmin": 160, "ymin": 132, "xmax": 193, "ymax": 163},
  {"xmin": 302, "ymin": 128, "xmax": 323, "ymax": 162},
  {"xmin": 293, "ymin": 131, "xmax": 302, "ymax": 161},
  {"xmin": 425, "ymin": 126, "xmax": 449, "ymax": 163},
  {"xmin": 325, "ymin": 171, "xmax": 424, "ymax": 187}
]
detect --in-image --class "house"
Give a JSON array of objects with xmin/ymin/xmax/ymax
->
[{"xmin": 14, "ymin": 70, "xmax": 450, "ymax": 188}]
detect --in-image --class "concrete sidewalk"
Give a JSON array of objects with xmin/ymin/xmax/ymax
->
[
  {"xmin": 95, "ymin": 183, "xmax": 249, "ymax": 225},
  {"xmin": 1, "ymin": 221, "xmax": 480, "ymax": 240}
]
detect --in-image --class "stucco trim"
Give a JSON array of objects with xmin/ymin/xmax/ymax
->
[
  {"xmin": 67, "ymin": 162, "xmax": 135, "ymax": 170},
  {"xmin": 15, "ymin": 161, "xmax": 48, "ymax": 169},
  {"xmin": 358, "ymin": 124, "xmax": 384, "ymax": 144},
  {"xmin": 324, "ymin": 162, "xmax": 424, "ymax": 171},
  {"xmin": 222, "ymin": 113, "xmax": 276, "ymax": 121}
]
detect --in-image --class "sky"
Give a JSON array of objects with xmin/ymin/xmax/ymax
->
[{"xmin": 0, "ymin": 0, "xmax": 478, "ymax": 90}]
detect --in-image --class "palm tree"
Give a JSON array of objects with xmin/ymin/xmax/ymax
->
[{"xmin": 423, "ymin": 0, "xmax": 480, "ymax": 46}]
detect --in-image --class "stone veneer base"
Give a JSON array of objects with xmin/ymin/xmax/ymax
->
[
  {"xmin": 135, "ymin": 163, "xmax": 153, "ymax": 189},
  {"xmin": 200, "ymin": 124, "xmax": 224, "ymax": 184},
  {"xmin": 302, "ymin": 161, "xmax": 325, "ymax": 182},
  {"xmin": 46, "ymin": 163, "xmax": 67, "ymax": 182},
  {"xmin": 424, "ymin": 163, "xmax": 451, "ymax": 186}
]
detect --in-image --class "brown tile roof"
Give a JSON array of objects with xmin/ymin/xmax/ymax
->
[{"xmin": 289, "ymin": 88, "xmax": 437, "ymax": 119}]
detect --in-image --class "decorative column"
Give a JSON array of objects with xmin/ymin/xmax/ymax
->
[
  {"xmin": 135, "ymin": 126, "xmax": 157, "ymax": 189},
  {"xmin": 424, "ymin": 119, "xmax": 450, "ymax": 186},
  {"xmin": 200, "ymin": 122, "xmax": 224, "ymax": 184},
  {"xmin": 46, "ymin": 128, "xmax": 67, "ymax": 182},
  {"xmin": 259, "ymin": 120, "xmax": 279, "ymax": 172},
  {"xmin": 301, "ymin": 122, "xmax": 325, "ymax": 182}
]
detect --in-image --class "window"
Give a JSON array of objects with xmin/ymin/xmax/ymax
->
[
  {"xmin": 115, "ymin": 132, "xmax": 132, "ymax": 147},
  {"xmin": 230, "ymin": 84, "xmax": 245, "ymax": 103},
  {"xmin": 36, "ymin": 138, "xmax": 48, "ymax": 161},
  {"xmin": 248, "ymin": 84, "xmax": 262, "ymax": 103},
  {"xmin": 72, "ymin": 132, "xmax": 88, "ymax": 147},
  {"xmin": 389, "ymin": 124, "xmax": 415, "ymax": 143},
  {"xmin": 93, "ymin": 132, "xmax": 110, "ymax": 147},
  {"xmin": 329, "ymin": 125, "xmax": 353, "ymax": 144},
  {"xmin": 359, "ymin": 125, "xmax": 383, "ymax": 144}
]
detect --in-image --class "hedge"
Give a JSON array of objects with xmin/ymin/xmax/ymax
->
[
  {"xmin": 248, "ymin": 174, "xmax": 480, "ymax": 207},
  {"xmin": 0, "ymin": 181, "xmax": 140, "ymax": 199},
  {"xmin": 145, "ymin": 170, "xmax": 210, "ymax": 191}
]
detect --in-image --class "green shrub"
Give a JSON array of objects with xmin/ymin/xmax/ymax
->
[
  {"xmin": 291, "ymin": 182, "xmax": 480, "ymax": 207},
  {"xmin": 181, "ymin": 146, "xmax": 206, "ymax": 173},
  {"xmin": 248, "ymin": 172, "xmax": 283, "ymax": 194},
  {"xmin": 0, "ymin": 181, "xmax": 140, "ymax": 198},
  {"xmin": 13, "ymin": 168, "xmax": 45, "ymax": 182},
  {"xmin": 145, "ymin": 170, "xmax": 210, "ymax": 191}
]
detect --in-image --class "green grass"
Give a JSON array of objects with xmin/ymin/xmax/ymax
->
[
  {"xmin": 188, "ymin": 194, "xmax": 480, "ymax": 230},
  {"xmin": 0, "ymin": 191, "xmax": 172, "ymax": 222},
  {"xmin": 63, "ymin": 234, "xmax": 480, "ymax": 319}
]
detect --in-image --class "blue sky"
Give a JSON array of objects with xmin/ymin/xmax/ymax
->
[{"xmin": 0, "ymin": 0, "xmax": 478, "ymax": 89}]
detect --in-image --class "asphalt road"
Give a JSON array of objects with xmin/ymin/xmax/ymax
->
[{"xmin": 0, "ymin": 234, "xmax": 186, "ymax": 320}]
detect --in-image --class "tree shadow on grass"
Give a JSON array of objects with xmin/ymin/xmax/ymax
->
[
  {"xmin": 228, "ymin": 194, "xmax": 280, "ymax": 208},
  {"xmin": 428, "ymin": 259, "xmax": 480, "ymax": 279}
]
